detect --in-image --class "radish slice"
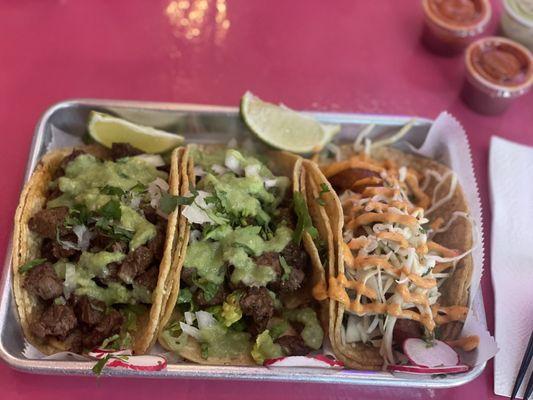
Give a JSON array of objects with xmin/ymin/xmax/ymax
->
[
  {"xmin": 264, "ymin": 355, "xmax": 344, "ymax": 369},
  {"xmin": 106, "ymin": 355, "xmax": 167, "ymax": 372},
  {"xmin": 403, "ymin": 338, "xmax": 459, "ymax": 367},
  {"xmin": 387, "ymin": 364, "xmax": 469, "ymax": 374}
]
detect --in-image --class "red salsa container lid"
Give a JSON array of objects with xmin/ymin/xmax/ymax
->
[
  {"xmin": 465, "ymin": 36, "xmax": 533, "ymax": 96},
  {"xmin": 422, "ymin": 0, "xmax": 492, "ymax": 36}
]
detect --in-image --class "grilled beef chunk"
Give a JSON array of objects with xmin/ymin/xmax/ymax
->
[
  {"xmin": 82, "ymin": 309, "xmax": 123, "ymax": 349},
  {"xmin": 74, "ymin": 296, "xmax": 105, "ymax": 326},
  {"xmin": 52, "ymin": 232, "xmax": 81, "ymax": 259},
  {"xmin": 134, "ymin": 266, "xmax": 159, "ymax": 291},
  {"xmin": 240, "ymin": 287, "xmax": 274, "ymax": 333},
  {"xmin": 275, "ymin": 335, "xmax": 311, "ymax": 356},
  {"xmin": 274, "ymin": 207, "xmax": 296, "ymax": 229},
  {"xmin": 270, "ymin": 267, "xmax": 305, "ymax": 293},
  {"xmin": 281, "ymin": 243, "xmax": 308, "ymax": 272},
  {"xmin": 40, "ymin": 239, "xmax": 59, "ymax": 263},
  {"xmin": 141, "ymin": 205, "xmax": 159, "ymax": 225},
  {"xmin": 193, "ymin": 284, "xmax": 226, "ymax": 307},
  {"xmin": 110, "ymin": 143, "xmax": 143, "ymax": 160},
  {"xmin": 393, "ymin": 319, "xmax": 423, "ymax": 346},
  {"xmin": 28, "ymin": 206, "xmax": 69, "ymax": 239},
  {"xmin": 329, "ymin": 168, "xmax": 380, "ymax": 192},
  {"xmin": 257, "ymin": 245, "xmax": 307, "ymax": 293},
  {"xmin": 118, "ymin": 246, "xmax": 153, "ymax": 284},
  {"xmin": 31, "ymin": 304, "xmax": 77, "ymax": 338},
  {"xmin": 181, "ymin": 267, "xmax": 196, "ymax": 287},
  {"xmin": 23, "ymin": 263, "xmax": 63, "ymax": 301},
  {"xmin": 147, "ymin": 222, "xmax": 166, "ymax": 261}
]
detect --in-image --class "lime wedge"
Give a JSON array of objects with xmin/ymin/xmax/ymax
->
[
  {"xmin": 88, "ymin": 111, "xmax": 184, "ymax": 154},
  {"xmin": 240, "ymin": 91, "xmax": 340, "ymax": 154}
]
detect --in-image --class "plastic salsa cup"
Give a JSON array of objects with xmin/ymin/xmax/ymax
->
[
  {"xmin": 421, "ymin": 0, "xmax": 492, "ymax": 55},
  {"xmin": 461, "ymin": 36, "xmax": 533, "ymax": 114},
  {"xmin": 501, "ymin": 0, "xmax": 533, "ymax": 51}
]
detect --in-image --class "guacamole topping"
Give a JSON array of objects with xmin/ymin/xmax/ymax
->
[
  {"xmin": 285, "ymin": 307, "xmax": 324, "ymax": 350},
  {"xmin": 200, "ymin": 323, "xmax": 251, "ymax": 359},
  {"xmin": 251, "ymin": 330, "xmax": 283, "ymax": 364}
]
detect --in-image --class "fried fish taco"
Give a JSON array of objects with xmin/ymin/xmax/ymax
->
[
  {"xmin": 158, "ymin": 145, "xmax": 328, "ymax": 365},
  {"xmin": 312, "ymin": 128, "xmax": 475, "ymax": 370},
  {"xmin": 12, "ymin": 142, "xmax": 182, "ymax": 355}
]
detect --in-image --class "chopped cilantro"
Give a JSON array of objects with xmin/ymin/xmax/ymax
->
[
  {"xmin": 177, "ymin": 288, "xmax": 193, "ymax": 304},
  {"xmin": 19, "ymin": 258, "xmax": 47, "ymax": 274},
  {"xmin": 101, "ymin": 185, "xmax": 125, "ymax": 197},
  {"xmin": 200, "ymin": 342, "xmax": 209, "ymax": 359},
  {"xmin": 279, "ymin": 255, "xmax": 292, "ymax": 282},
  {"xmin": 99, "ymin": 199, "xmax": 121, "ymax": 221},
  {"xmin": 101, "ymin": 334, "xmax": 120, "ymax": 349},
  {"xmin": 193, "ymin": 278, "xmax": 219, "ymax": 302},
  {"xmin": 95, "ymin": 218, "xmax": 133, "ymax": 242},
  {"xmin": 319, "ymin": 183, "xmax": 330, "ymax": 195},
  {"xmin": 159, "ymin": 192, "xmax": 196, "ymax": 214},
  {"xmin": 269, "ymin": 321, "xmax": 289, "ymax": 340},
  {"xmin": 292, "ymin": 191, "xmax": 318, "ymax": 245},
  {"xmin": 64, "ymin": 204, "xmax": 89, "ymax": 227},
  {"xmin": 92, "ymin": 354, "xmax": 113, "ymax": 376}
]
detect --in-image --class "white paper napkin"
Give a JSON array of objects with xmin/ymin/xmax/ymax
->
[{"xmin": 490, "ymin": 136, "xmax": 533, "ymax": 399}]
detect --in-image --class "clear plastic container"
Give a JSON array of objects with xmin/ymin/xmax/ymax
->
[
  {"xmin": 461, "ymin": 36, "xmax": 533, "ymax": 114},
  {"xmin": 422, "ymin": 0, "xmax": 492, "ymax": 55},
  {"xmin": 501, "ymin": 0, "xmax": 533, "ymax": 51}
]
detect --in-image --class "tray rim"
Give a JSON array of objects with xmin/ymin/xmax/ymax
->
[{"xmin": 0, "ymin": 98, "xmax": 486, "ymax": 388}]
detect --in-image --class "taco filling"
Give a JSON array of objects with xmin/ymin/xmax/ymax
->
[
  {"xmin": 320, "ymin": 135, "xmax": 475, "ymax": 367},
  {"xmin": 18, "ymin": 144, "xmax": 172, "ymax": 353},
  {"xmin": 160, "ymin": 148, "xmax": 324, "ymax": 364}
]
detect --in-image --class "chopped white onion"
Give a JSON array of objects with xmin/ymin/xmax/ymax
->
[
  {"xmin": 129, "ymin": 196, "xmax": 141, "ymax": 210},
  {"xmin": 264, "ymin": 178, "xmax": 278, "ymax": 188},
  {"xmin": 63, "ymin": 263, "xmax": 77, "ymax": 299},
  {"xmin": 148, "ymin": 177, "xmax": 169, "ymax": 208},
  {"xmin": 182, "ymin": 191, "xmax": 214, "ymax": 225},
  {"xmin": 244, "ymin": 164, "xmax": 260, "ymax": 177},
  {"xmin": 179, "ymin": 322, "xmax": 201, "ymax": 340},
  {"xmin": 73, "ymin": 224, "xmax": 93, "ymax": 251},
  {"xmin": 224, "ymin": 153, "xmax": 242, "ymax": 174},
  {"xmin": 195, "ymin": 311, "xmax": 217, "ymax": 330},
  {"xmin": 184, "ymin": 311, "xmax": 195, "ymax": 326},
  {"xmin": 211, "ymin": 164, "xmax": 227, "ymax": 175}
]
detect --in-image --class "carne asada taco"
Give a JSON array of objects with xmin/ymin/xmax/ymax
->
[
  {"xmin": 12, "ymin": 142, "xmax": 181, "ymax": 355},
  {"xmin": 158, "ymin": 145, "xmax": 328, "ymax": 365},
  {"xmin": 312, "ymin": 129, "xmax": 475, "ymax": 370}
]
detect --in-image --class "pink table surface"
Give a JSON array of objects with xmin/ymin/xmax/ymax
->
[{"xmin": 0, "ymin": 1, "xmax": 531, "ymax": 399}]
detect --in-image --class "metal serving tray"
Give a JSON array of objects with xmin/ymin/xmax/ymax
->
[{"xmin": 0, "ymin": 99, "xmax": 487, "ymax": 387}]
